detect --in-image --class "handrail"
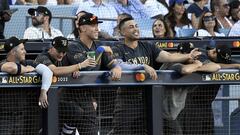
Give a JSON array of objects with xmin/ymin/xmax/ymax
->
[{"xmin": 0, "ymin": 69, "xmax": 239, "ymax": 87}]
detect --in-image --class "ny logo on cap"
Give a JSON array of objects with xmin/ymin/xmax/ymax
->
[
  {"xmin": 61, "ymin": 40, "xmax": 67, "ymax": 46},
  {"xmin": 90, "ymin": 16, "xmax": 97, "ymax": 21}
]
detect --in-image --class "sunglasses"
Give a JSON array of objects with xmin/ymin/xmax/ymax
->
[
  {"xmin": 32, "ymin": 11, "xmax": 43, "ymax": 17},
  {"xmin": 203, "ymin": 16, "xmax": 216, "ymax": 22}
]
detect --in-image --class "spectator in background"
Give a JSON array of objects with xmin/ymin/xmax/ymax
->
[
  {"xmin": 211, "ymin": 0, "xmax": 233, "ymax": 29},
  {"xmin": 152, "ymin": 15, "xmax": 173, "ymax": 38},
  {"xmin": 15, "ymin": 0, "xmax": 38, "ymax": 5},
  {"xmin": 113, "ymin": 13, "xmax": 132, "ymax": 39},
  {"xmin": 67, "ymin": 11, "xmax": 87, "ymax": 39},
  {"xmin": 194, "ymin": 11, "xmax": 225, "ymax": 37},
  {"xmin": 0, "ymin": 0, "xmax": 11, "ymax": 39},
  {"xmin": 24, "ymin": 6, "xmax": 63, "ymax": 39},
  {"xmin": 229, "ymin": 0, "xmax": 240, "ymax": 23},
  {"xmin": 187, "ymin": 0, "xmax": 209, "ymax": 29},
  {"xmin": 57, "ymin": 0, "xmax": 72, "ymax": 4},
  {"xmin": 157, "ymin": 0, "xmax": 169, "ymax": 8},
  {"xmin": 140, "ymin": 0, "xmax": 169, "ymax": 18},
  {"xmin": 76, "ymin": 0, "xmax": 118, "ymax": 38},
  {"xmin": 228, "ymin": 18, "xmax": 240, "ymax": 36},
  {"xmin": 110, "ymin": 0, "xmax": 150, "ymax": 19},
  {"xmin": 165, "ymin": 0, "xmax": 192, "ymax": 37}
]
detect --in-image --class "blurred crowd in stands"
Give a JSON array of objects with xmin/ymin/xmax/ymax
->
[{"xmin": 1, "ymin": 0, "xmax": 240, "ymax": 40}]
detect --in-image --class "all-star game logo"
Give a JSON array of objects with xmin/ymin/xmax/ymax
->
[
  {"xmin": 202, "ymin": 73, "xmax": 240, "ymax": 81},
  {"xmin": 0, "ymin": 75, "xmax": 41, "ymax": 84}
]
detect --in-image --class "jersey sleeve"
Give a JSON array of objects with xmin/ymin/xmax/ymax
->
[
  {"xmin": 67, "ymin": 43, "xmax": 86, "ymax": 65},
  {"xmin": 111, "ymin": 44, "xmax": 124, "ymax": 60},
  {"xmin": 150, "ymin": 42, "xmax": 162, "ymax": 61},
  {"xmin": 35, "ymin": 54, "xmax": 53, "ymax": 66}
]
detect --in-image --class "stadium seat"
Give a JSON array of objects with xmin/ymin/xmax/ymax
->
[
  {"xmin": 135, "ymin": 18, "xmax": 154, "ymax": 38},
  {"xmin": 178, "ymin": 28, "xmax": 196, "ymax": 37},
  {"xmin": 218, "ymin": 28, "xmax": 230, "ymax": 36}
]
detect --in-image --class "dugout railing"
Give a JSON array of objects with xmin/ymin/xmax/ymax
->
[
  {"xmin": 0, "ymin": 38, "xmax": 240, "ymax": 135},
  {"xmin": 0, "ymin": 70, "xmax": 240, "ymax": 135}
]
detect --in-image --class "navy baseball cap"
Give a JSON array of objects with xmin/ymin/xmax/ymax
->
[
  {"xmin": 169, "ymin": 0, "xmax": 188, "ymax": 7},
  {"xmin": 4, "ymin": 36, "xmax": 27, "ymax": 52},
  {"xmin": 216, "ymin": 45, "xmax": 232, "ymax": 64},
  {"xmin": 78, "ymin": 13, "xmax": 103, "ymax": 26},
  {"xmin": 28, "ymin": 6, "xmax": 52, "ymax": 19},
  {"xmin": 177, "ymin": 42, "xmax": 195, "ymax": 54},
  {"xmin": 52, "ymin": 36, "xmax": 68, "ymax": 52}
]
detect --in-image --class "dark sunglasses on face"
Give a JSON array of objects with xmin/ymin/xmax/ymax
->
[
  {"xmin": 32, "ymin": 11, "xmax": 43, "ymax": 17},
  {"xmin": 203, "ymin": 16, "xmax": 216, "ymax": 22}
]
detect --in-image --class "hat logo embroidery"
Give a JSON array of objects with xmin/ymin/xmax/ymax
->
[
  {"xmin": 61, "ymin": 40, "xmax": 67, "ymax": 46},
  {"xmin": 10, "ymin": 43, "xmax": 13, "ymax": 47},
  {"xmin": 90, "ymin": 16, "xmax": 97, "ymax": 21}
]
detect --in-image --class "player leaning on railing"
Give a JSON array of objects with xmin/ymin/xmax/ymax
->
[
  {"xmin": 109, "ymin": 16, "xmax": 201, "ymax": 135},
  {"xmin": 0, "ymin": 36, "xmax": 53, "ymax": 134},
  {"xmin": 0, "ymin": 36, "xmax": 53, "ymax": 108}
]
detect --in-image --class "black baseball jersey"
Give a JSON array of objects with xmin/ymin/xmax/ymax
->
[
  {"xmin": 67, "ymin": 39, "xmax": 114, "ymax": 71},
  {"xmin": 35, "ymin": 50, "xmax": 70, "ymax": 67},
  {"xmin": 112, "ymin": 41, "xmax": 162, "ymax": 67}
]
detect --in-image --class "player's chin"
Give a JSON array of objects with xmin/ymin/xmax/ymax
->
[
  {"xmin": 56, "ymin": 57, "xmax": 63, "ymax": 61},
  {"xmin": 20, "ymin": 56, "xmax": 26, "ymax": 62}
]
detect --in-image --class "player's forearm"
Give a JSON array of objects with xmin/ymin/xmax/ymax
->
[
  {"xmin": 196, "ymin": 62, "xmax": 221, "ymax": 73},
  {"xmin": 219, "ymin": 63, "xmax": 240, "ymax": 69},
  {"xmin": 156, "ymin": 51, "xmax": 190, "ymax": 63},
  {"xmin": 51, "ymin": 65, "xmax": 80, "ymax": 76},
  {"xmin": 35, "ymin": 64, "xmax": 53, "ymax": 91},
  {"xmin": 1, "ymin": 62, "xmax": 18, "ymax": 74},
  {"xmin": 181, "ymin": 63, "xmax": 201, "ymax": 74},
  {"xmin": 116, "ymin": 59, "xmax": 145, "ymax": 71},
  {"xmin": 167, "ymin": 53, "xmax": 190, "ymax": 63}
]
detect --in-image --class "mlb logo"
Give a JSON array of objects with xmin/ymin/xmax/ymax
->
[
  {"xmin": 0, "ymin": 77, "xmax": 8, "ymax": 83},
  {"xmin": 202, "ymin": 74, "xmax": 211, "ymax": 81}
]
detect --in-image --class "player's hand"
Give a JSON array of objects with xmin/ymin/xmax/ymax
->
[
  {"xmin": 189, "ymin": 48, "xmax": 201, "ymax": 60},
  {"xmin": 111, "ymin": 66, "xmax": 122, "ymax": 81},
  {"xmin": 39, "ymin": 90, "xmax": 48, "ymax": 109},
  {"xmin": 72, "ymin": 71, "xmax": 80, "ymax": 79},
  {"xmin": 101, "ymin": 46, "xmax": 113, "ymax": 55},
  {"xmin": 80, "ymin": 58, "xmax": 96, "ymax": 69},
  {"xmin": 25, "ymin": 66, "xmax": 35, "ymax": 73},
  {"xmin": 144, "ymin": 64, "xmax": 158, "ymax": 80}
]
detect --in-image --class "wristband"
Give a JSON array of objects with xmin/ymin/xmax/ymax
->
[
  {"xmin": 16, "ymin": 63, "xmax": 21, "ymax": 75},
  {"xmin": 96, "ymin": 46, "xmax": 105, "ymax": 53}
]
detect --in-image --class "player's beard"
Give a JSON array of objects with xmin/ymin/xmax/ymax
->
[{"xmin": 32, "ymin": 18, "xmax": 43, "ymax": 27}]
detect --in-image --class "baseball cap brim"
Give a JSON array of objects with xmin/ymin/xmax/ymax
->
[
  {"xmin": 19, "ymin": 39, "xmax": 28, "ymax": 44},
  {"xmin": 55, "ymin": 47, "xmax": 68, "ymax": 52},
  {"xmin": 28, "ymin": 8, "xmax": 36, "ymax": 16}
]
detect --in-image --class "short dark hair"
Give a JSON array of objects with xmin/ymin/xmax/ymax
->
[{"xmin": 118, "ymin": 17, "xmax": 134, "ymax": 31}]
